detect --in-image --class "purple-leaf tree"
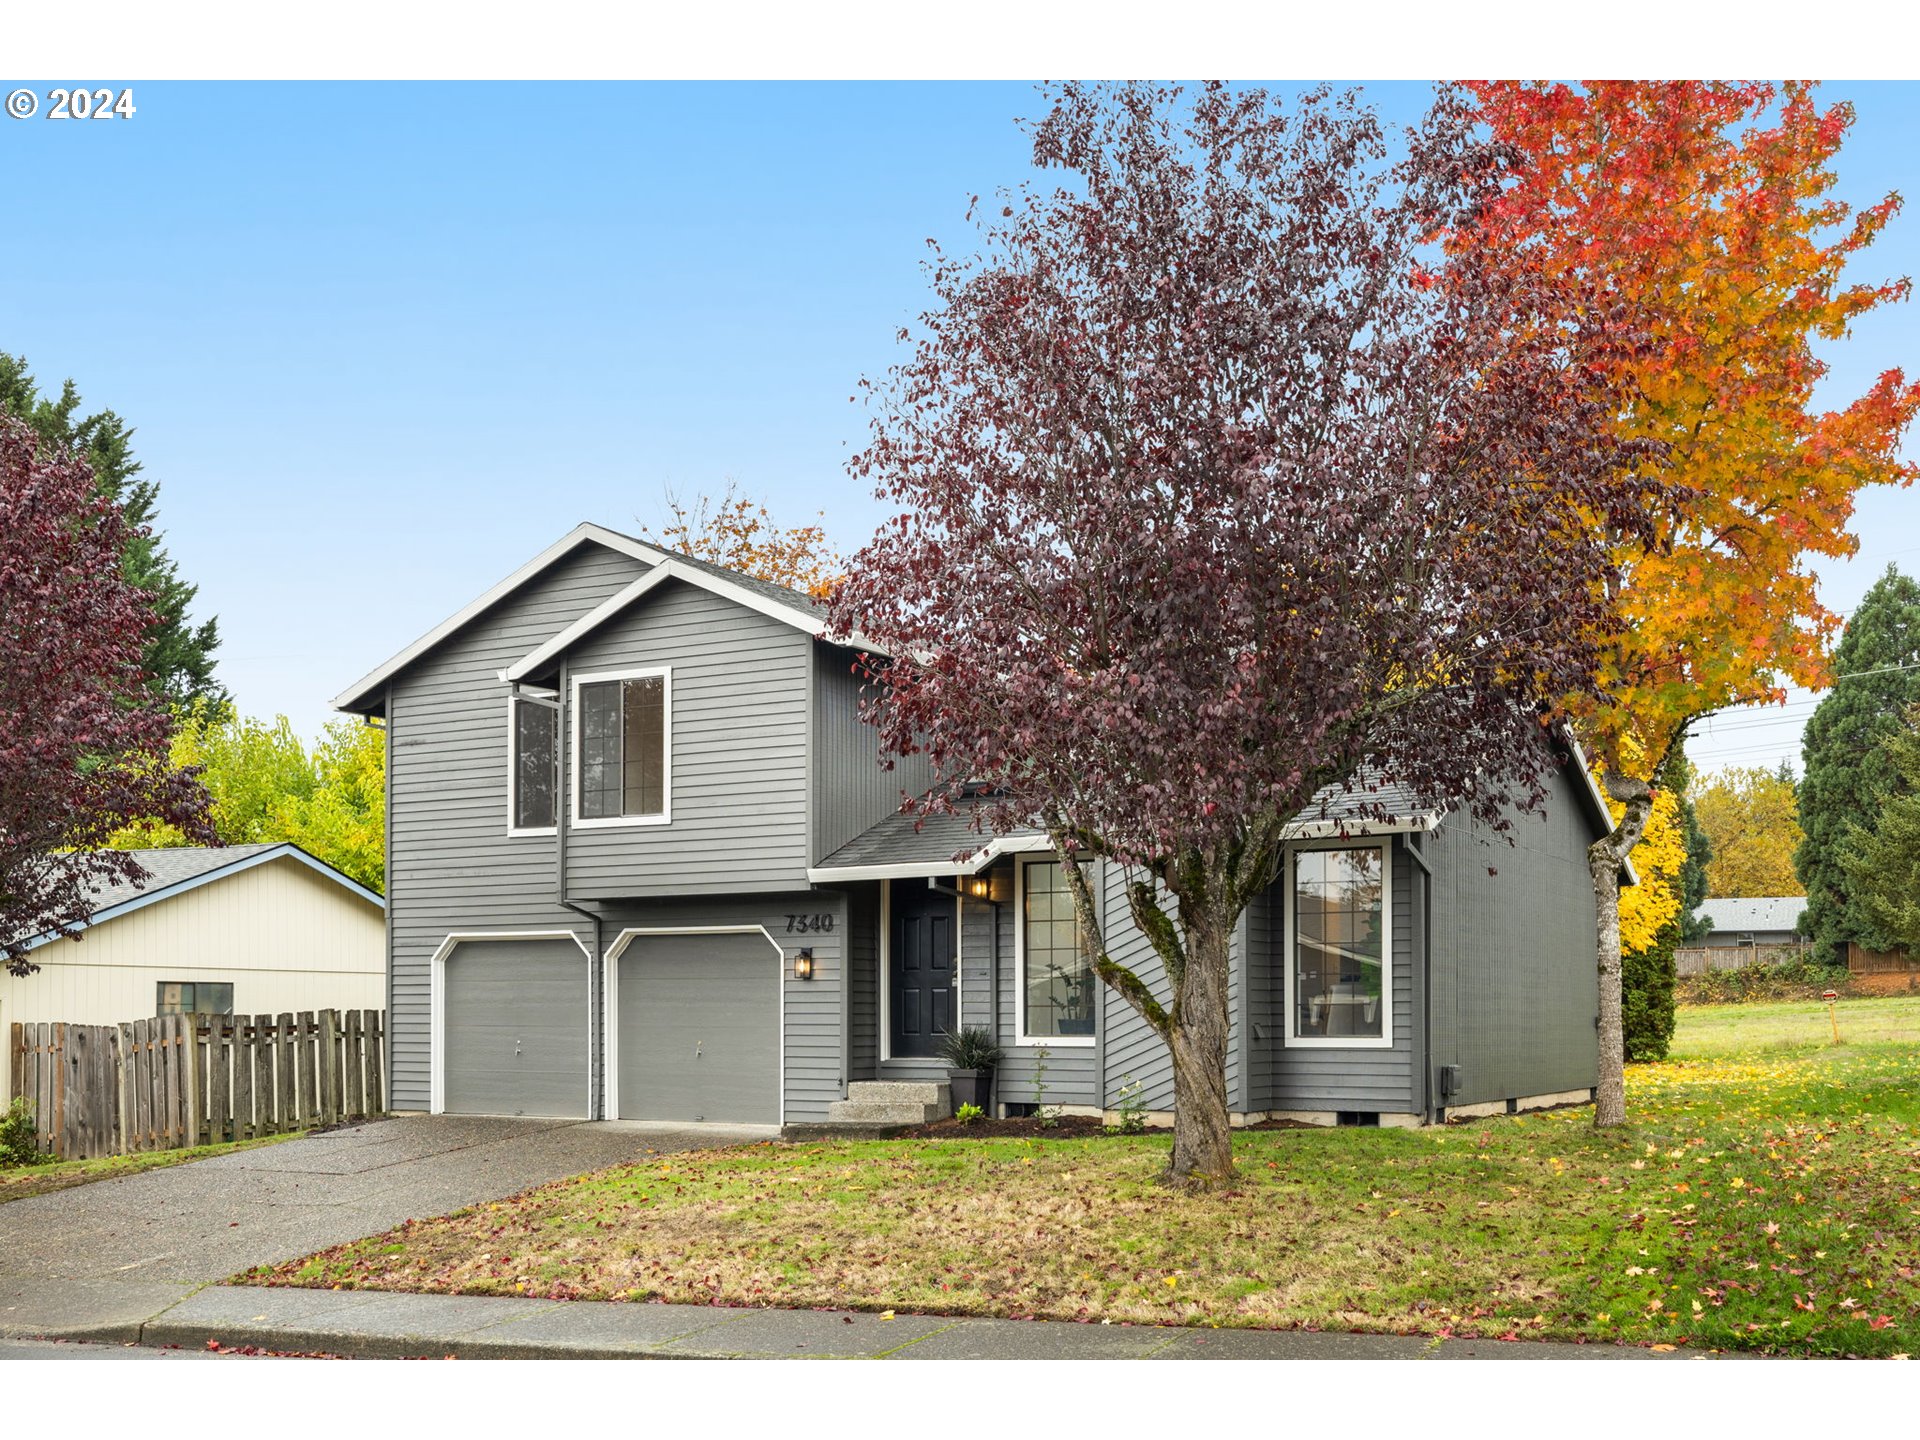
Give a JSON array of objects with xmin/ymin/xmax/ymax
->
[
  {"xmin": 1, "ymin": 414, "xmax": 212, "ymax": 977},
  {"xmin": 828, "ymin": 82, "xmax": 1659, "ymax": 1185}
]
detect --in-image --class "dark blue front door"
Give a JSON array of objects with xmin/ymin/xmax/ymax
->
[{"xmin": 889, "ymin": 881, "xmax": 955, "ymax": 1058}]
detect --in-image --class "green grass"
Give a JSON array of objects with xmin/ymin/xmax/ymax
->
[
  {"xmin": 244, "ymin": 998, "xmax": 1920, "ymax": 1356},
  {"xmin": 0, "ymin": 1131, "xmax": 303, "ymax": 1203}
]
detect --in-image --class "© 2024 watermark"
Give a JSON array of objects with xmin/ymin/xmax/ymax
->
[{"xmin": 7, "ymin": 86, "xmax": 137, "ymax": 120}]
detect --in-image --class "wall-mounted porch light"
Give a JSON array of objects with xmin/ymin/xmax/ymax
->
[
  {"xmin": 964, "ymin": 875, "xmax": 991, "ymax": 900},
  {"xmin": 793, "ymin": 948, "xmax": 815, "ymax": 981}
]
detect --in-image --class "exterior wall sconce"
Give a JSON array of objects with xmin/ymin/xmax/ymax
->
[
  {"xmin": 793, "ymin": 948, "xmax": 814, "ymax": 981},
  {"xmin": 964, "ymin": 875, "xmax": 991, "ymax": 900}
]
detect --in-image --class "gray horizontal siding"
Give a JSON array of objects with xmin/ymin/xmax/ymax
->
[
  {"xmin": 812, "ymin": 647, "xmax": 935, "ymax": 865},
  {"xmin": 564, "ymin": 580, "xmax": 814, "ymax": 899},
  {"xmin": 385, "ymin": 541, "xmax": 649, "ymax": 1110},
  {"xmin": 1426, "ymin": 763, "xmax": 1600, "ymax": 1107}
]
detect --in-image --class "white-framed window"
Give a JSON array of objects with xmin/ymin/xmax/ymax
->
[
  {"xmin": 1015, "ymin": 858, "xmax": 1096, "ymax": 1046},
  {"xmin": 1284, "ymin": 839, "xmax": 1393, "ymax": 1049},
  {"xmin": 506, "ymin": 691, "xmax": 559, "ymax": 835},
  {"xmin": 570, "ymin": 666, "xmax": 671, "ymax": 828}
]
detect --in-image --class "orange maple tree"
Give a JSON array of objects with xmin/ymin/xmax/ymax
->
[
  {"xmin": 1464, "ymin": 81, "xmax": 1920, "ymax": 1124},
  {"xmin": 639, "ymin": 481, "xmax": 843, "ymax": 598}
]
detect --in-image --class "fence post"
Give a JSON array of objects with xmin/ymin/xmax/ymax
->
[
  {"xmin": 274, "ymin": 1013, "xmax": 295, "ymax": 1134},
  {"xmin": 343, "ymin": 1010, "xmax": 364, "ymax": 1118},
  {"xmin": 319, "ymin": 1010, "xmax": 341, "ymax": 1124},
  {"xmin": 365, "ymin": 1009, "xmax": 385, "ymax": 1116}
]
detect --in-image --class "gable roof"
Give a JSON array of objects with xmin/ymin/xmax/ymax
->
[
  {"xmin": 334, "ymin": 522, "xmax": 841, "ymax": 714},
  {"xmin": 17, "ymin": 844, "xmax": 383, "ymax": 955},
  {"xmin": 1695, "ymin": 896, "xmax": 1806, "ymax": 935},
  {"xmin": 503, "ymin": 554, "xmax": 836, "ymax": 684}
]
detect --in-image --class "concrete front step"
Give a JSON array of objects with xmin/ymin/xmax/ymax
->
[
  {"xmin": 846, "ymin": 1080, "xmax": 951, "ymax": 1108},
  {"xmin": 825, "ymin": 1100, "xmax": 942, "ymax": 1125}
]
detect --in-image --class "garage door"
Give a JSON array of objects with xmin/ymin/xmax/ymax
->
[
  {"xmin": 615, "ymin": 932, "xmax": 779, "ymax": 1124},
  {"xmin": 443, "ymin": 938, "xmax": 588, "ymax": 1118}
]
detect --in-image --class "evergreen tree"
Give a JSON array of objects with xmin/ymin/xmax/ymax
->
[
  {"xmin": 1840, "ymin": 704, "xmax": 1920, "ymax": 951},
  {"xmin": 0, "ymin": 352, "xmax": 225, "ymax": 709},
  {"xmin": 1795, "ymin": 566, "xmax": 1920, "ymax": 963}
]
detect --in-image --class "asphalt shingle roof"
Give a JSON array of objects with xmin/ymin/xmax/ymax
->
[
  {"xmin": 81, "ymin": 845, "xmax": 285, "ymax": 912},
  {"xmin": 815, "ymin": 778, "xmax": 1441, "ymax": 872},
  {"xmin": 1695, "ymin": 896, "xmax": 1807, "ymax": 935}
]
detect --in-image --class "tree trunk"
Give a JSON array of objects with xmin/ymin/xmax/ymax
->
[
  {"xmin": 1589, "ymin": 842, "xmax": 1627, "ymax": 1127},
  {"xmin": 1166, "ymin": 916, "xmax": 1235, "ymax": 1185},
  {"xmin": 1590, "ymin": 772, "xmax": 1655, "ymax": 1129}
]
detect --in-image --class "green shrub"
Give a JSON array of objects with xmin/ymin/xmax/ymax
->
[
  {"xmin": 0, "ymin": 1097, "xmax": 44, "ymax": 1167},
  {"xmin": 1110, "ymin": 1074, "xmax": 1147, "ymax": 1134},
  {"xmin": 937, "ymin": 1026, "xmax": 1003, "ymax": 1071},
  {"xmin": 1678, "ymin": 959, "xmax": 1858, "ymax": 1007},
  {"xmin": 954, "ymin": 1103, "xmax": 984, "ymax": 1126},
  {"xmin": 1623, "ymin": 922, "xmax": 1679, "ymax": 1062}
]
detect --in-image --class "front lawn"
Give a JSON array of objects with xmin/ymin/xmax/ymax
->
[
  {"xmin": 246, "ymin": 998, "xmax": 1920, "ymax": 1356},
  {"xmin": 1, "ymin": 1132, "xmax": 302, "ymax": 1204}
]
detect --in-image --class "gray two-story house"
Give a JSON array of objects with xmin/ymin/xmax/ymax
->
[{"xmin": 334, "ymin": 522, "xmax": 1618, "ymax": 1131}]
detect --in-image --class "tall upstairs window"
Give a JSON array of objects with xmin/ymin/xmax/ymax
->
[
  {"xmin": 508, "ymin": 694, "xmax": 559, "ymax": 833},
  {"xmin": 575, "ymin": 668, "xmax": 670, "ymax": 825}
]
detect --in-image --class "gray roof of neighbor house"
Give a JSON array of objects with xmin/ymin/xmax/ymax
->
[
  {"xmin": 1695, "ymin": 896, "xmax": 1807, "ymax": 935},
  {"xmin": 18, "ymin": 843, "xmax": 383, "ymax": 954}
]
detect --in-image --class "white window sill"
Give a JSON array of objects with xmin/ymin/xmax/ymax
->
[
  {"xmin": 571, "ymin": 815, "xmax": 671, "ymax": 830},
  {"xmin": 506, "ymin": 826, "xmax": 558, "ymax": 839},
  {"xmin": 1285, "ymin": 1034, "xmax": 1395, "ymax": 1050},
  {"xmin": 1013, "ymin": 1035, "xmax": 1097, "ymax": 1049}
]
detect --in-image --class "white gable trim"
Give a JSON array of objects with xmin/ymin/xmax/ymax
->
[
  {"xmin": 501, "ymin": 557, "xmax": 837, "ymax": 683},
  {"xmin": 20, "ymin": 845, "xmax": 384, "ymax": 954},
  {"xmin": 331, "ymin": 523, "xmax": 669, "ymax": 713}
]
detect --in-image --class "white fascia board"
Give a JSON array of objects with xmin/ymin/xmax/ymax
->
[
  {"xmin": 806, "ymin": 832, "xmax": 1051, "ymax": 884},
  {"xmin": 503, "ymin": 557, "xmax": 882, "ymax": 683},
  {"xmin": 331, "ymin": 523, "xmax": 670, "ymax": 713}
]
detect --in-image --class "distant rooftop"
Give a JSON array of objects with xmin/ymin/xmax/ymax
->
[{"xmin": 1695, "ymin": 896, "xmax": 1807, "ymax": 934}]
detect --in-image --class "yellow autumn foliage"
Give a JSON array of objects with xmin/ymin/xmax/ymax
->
[{"xmin": 1606, "ymin": 781, "xmax": 1685, "ymax": 956}]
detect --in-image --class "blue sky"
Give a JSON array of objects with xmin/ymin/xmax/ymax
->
[{"xmin": 3, "ymin": 80, "xmax": 1916, "ymax": 773}]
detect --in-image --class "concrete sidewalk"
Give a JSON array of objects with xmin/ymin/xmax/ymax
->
[
  {"xmin": 0, "ymin": 1115, "xmax": 767, "ymax": 1343},
  {"xmin": 112, "ymin": 1285, "xmax": 1721, "ymax": 1360}
]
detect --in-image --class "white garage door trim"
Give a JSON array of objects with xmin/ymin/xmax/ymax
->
[
  {"xmin": 604, "ymin": 925, "xmax": 785, "ymax": 1125},
  {"xmin": 429, "ymin": 930, "xmax": 592, "ymax": 1116}
]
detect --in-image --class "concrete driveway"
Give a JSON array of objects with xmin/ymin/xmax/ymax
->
[{"xmin": 0, "ymin": 1115, "xmax": 770, "ymax": 1342}]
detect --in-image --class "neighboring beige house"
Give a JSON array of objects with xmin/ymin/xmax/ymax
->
[{"xmin": 3, "ymin": 845, "xmax": 384, "ymax": 1099}]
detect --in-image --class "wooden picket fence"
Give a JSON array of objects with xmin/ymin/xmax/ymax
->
[
  {"xmin": 8, "ymin": 1009, "xmax": 385, "ymax": 1161},
  {"xmin": 1674, "ymin": 943, "xmax": 1811, "ymax": 977}
]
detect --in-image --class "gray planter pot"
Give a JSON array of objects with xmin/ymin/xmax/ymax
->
[{"xmin": 948, "ymin": 1068, "xmax": 994, "ymax": 1113}]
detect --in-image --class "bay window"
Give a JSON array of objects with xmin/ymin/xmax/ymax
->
[
  {"xmin": 1288, "ymin": 842, "xmax": 1391, "ymax": 1046},
  {"xmin": 1018, "ymin": 859, "xmax": 1095, "ymax": 1043}
]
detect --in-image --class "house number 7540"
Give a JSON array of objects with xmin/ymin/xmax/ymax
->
[{"xmin": 784, "ymin": 914, "xmax": 834, "ymax": 934}]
